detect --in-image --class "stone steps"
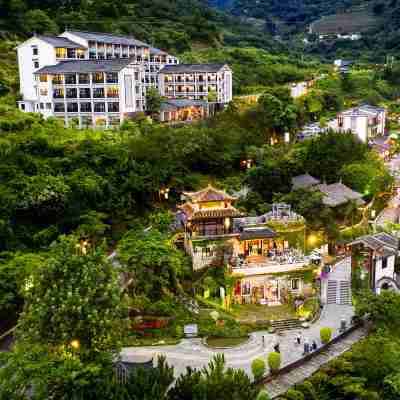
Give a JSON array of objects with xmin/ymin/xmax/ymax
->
[{"xmin": 271, "ymin": 318, "xmax": 302, "ymax": 332}]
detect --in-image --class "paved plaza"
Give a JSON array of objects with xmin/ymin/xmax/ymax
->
[{"xmin": 121, "ymin": 304, "xmax": 356, "ymax": 378}]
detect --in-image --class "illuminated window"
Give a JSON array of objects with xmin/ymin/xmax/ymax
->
[
  {"xmin": 40, "ymin": 89, "xmax": 48, "ymax": 96},
  {"xmin": 39, "ymin": 75, "xmax": 48, "ymax": 82},
  {"xmin": 56, "ymin": 48, "xmax": 67, "ymax": 58},
  {"xmin": 93, "ymin": 72, "xmax": 104, "ymax": 84}
]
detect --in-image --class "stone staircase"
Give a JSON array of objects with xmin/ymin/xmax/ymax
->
[{"xmin": 271, "ymin": 318, "xmax": 302, "ymax": 332}]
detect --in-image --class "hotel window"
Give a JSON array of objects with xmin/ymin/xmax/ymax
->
[
  {"xmin": 108, "ymin": 102, "xmax": 119, "ymax": 112},
  {"xmin": 76, "ymin": 49, "xmax": 85, "ymax": 59},
  {"xmin": 106, "ymin": 87, "xmax": 119, "ymax": 98},
  {"xmin": 46, "ymin": 103, "xmax": 52, "ymax": 110},
  {"xmin": 20, "ymin": 103, "xmax": 25, "ymax": 110},
  {"xmin": 40, "ymin": 103, "xmax": 44, "ymax": 110},
  {"xmin": 93, "ymin": 72, "xmax": 104, "ymax": 84},
  {"xmin": 95, "ymin": 116, "xmax": 107, "ymax": 127},
  {"xmin": 33, "ymin": 61, "xmax": 39, "ymax": 69},
  {"xmin": 39, "ymin": 74, "xmax": 48, "ymax": 83},
  {"xmin": 93, "ymin": 88, "xmax": 105, "ymax": 98},
  {"xmin": 94, "ymin": 102, "xmax": 106, "ymax": 113},
  {"xmin": 79, "ymin": 88, "xmax": 91, "ymax": 98},
  {"xmin": 67, "ymin": 48, "xmax": 76, "ymax": 59},
  {"xmin": 79, "ymin": 74, "xmax": 90, "ymax": 84},
  {"xmin": 67, "ymin": 103, "xmax": 78, "ymax": 113},
  {"xmin": 134, "ymin": 72, "xmax": 139, "ymax": 80},
  {"xmin": 106, "ymin": 73, "xmax": 118, "ymax": 84},
  {"xmin": 80, "ymin": 102, "xmax": 92, "ymax": 112},
  {"xmin": 136, "ymin": 99, "xmax": 140, "ymax": 109},
  {"xmin": 40, "ymin": 89, "xmax": 48, "ymax": 96},
  {"xmin": 135, "ymin": 86, "xmax": 140, "ymax": 94},
  {"xmin": 53, "ymin": 75, "xmax": 63, "ymax": 84},
  {"xmin": 382, "ymin": 257, "xmax": 388, "ymax": 269},
  {"xmin": 65, "ymin": 74, "xmax": 76, "ymax": 85},
  {"xmin": 55, "ymin": 48, "xmax": 67, "ymax": 58},
  {"xmin": 32, "ymin": 46, "xmax": 38, "ymax": 56},
  {"xmin": 54, "ymin": 102, "xmax": 65, "ymax": 112},
  {"xmin": 53, "ymin": 88, "xmax": 64, "ymax": 99},
  {"xmin": 66, "ymin": 88, "xmax": 77, "ymax": 98},
  {"xmin": 291, "ymin": 279, "xmax": 300, "ymax": 290}
]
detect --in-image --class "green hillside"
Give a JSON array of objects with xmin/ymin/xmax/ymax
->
[{"xmin": 0, "ymin": 0, "xmax": 279, "ymax": 54}]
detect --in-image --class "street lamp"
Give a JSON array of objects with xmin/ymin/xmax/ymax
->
[
  {"xmin": 70, "ymin": 339, "xmax": 80, "ymax": 349},
  {"xmin": 159, "ymin": 187, "xmax": 170, "ymax": 200}
]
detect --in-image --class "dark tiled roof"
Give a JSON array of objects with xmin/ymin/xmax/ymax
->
[
  {"xmin": 37, "ymin": 35, "xmax": 85, "ymax": 48},
  {"xmin": 35, "ymin": 59, "xmax": 135, "ymax": 74},
  {"xmin": 317, "ymin": 183, "xmax": 365, "ymax": 207},
  {"xmin": 64, "ymin": 30, "xmax": 148, "ymax": 47},
  {"xmin": 240, "ymin": 227, "xmax": 278, "ymax": 241},
  {"xmin": 350, "ymin": 232, "xmax": 399, "ymax": 254},
  {"xmin": 160, "ymin": 63, "xmax": 230, "ymax": 74},
  {"xmin": 160, "ymin": 99, "xmax": 208, "ymax": 111},
  {"xmin": 292, "ymin": 174, "xmax": 320, "ymax": 190}
]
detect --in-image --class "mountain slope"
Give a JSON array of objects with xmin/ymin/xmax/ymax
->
[{"xmin": 0, "ymin": 0, "xmax": 279, "ymax": 54}]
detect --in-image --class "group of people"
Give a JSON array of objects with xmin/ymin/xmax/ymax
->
[
  {"xmin": 295, "ymin": 333, "xmax": 318, "ymax": 354},
  {"xmin": 261, "ymin": 333, "xmax": 319, "ymax": 356}
]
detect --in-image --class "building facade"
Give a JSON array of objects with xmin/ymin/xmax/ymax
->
[
  {"xmin": 337, "ymin": 104, "xmax": 386, "ymax": 143},
  {"xmin": 16, "ymin": 31, "xmax": 233, "ymax": 127},
  {"xmin": 16, "ymin": 30, "xmax": 179, "ymax": 124},
  {"xmin": 33, "ymin": 59, "xmax": 145, "ymax": 129},
  {"xmin": 179, "ymin": 186, "xmax": 313, "ymax": 305},
  {"xmin": 159, "ymin": 64, "xmax": 233, "ymax": 104}
]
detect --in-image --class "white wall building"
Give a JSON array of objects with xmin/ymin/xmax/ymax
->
[
  {"xmin": 33, "ymin": 59, "xmax": 145, "ymax": 128},
  {"xmin": 337, "ymin": 104, "xmax": 386, "ymax": 143},
  {"xmin": 159, "ymin": 64, "xmax": 233, "ymax": 104},
  {"xmin": 16, "ymin": 30, "xmax": 179, "ymax": 123}
]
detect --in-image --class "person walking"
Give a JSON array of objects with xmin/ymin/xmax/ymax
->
[
  {"xmin": 312, "ymin": 340, "xmax": 318, "ymax": 351},
  {"xmin": 296, "ymin": 333, "xmax": 301, "ymax": 345},
  {"xmin": 274, "ymin": 341, "xmax": 280, "ymax": 353},
  {"xmin": 303, "ymin": 338, "xmax": 310, "ymax": 355}
]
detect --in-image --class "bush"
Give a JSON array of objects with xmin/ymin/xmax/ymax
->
[
  {"xmin": 320, "ymin": 327, "xmax": 332, "ymax": 344},
  {"xmin": 268, "ymin": 352, "xmax": 281, "ymax": 373},
  {"xmin": 256, "ymin": 389, "xmax": 271, "ymax": 400},
  {"xmin": 251, "ymin": 358, "xmax": 266, "ymax": 380}
]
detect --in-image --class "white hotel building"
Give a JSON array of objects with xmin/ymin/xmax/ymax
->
[{"xmin": 16, "ymin": 31, "xmax": 233, "ymax": 128}]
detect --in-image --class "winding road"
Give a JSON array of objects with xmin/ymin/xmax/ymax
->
[{"xmin": 121, "ymin": 304, "xmax": 355, "ymax": 379}]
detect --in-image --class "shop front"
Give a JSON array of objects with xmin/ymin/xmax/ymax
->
[{"xmin": 234, "ymin": 276, "xmax": 289, "ymax": 306}]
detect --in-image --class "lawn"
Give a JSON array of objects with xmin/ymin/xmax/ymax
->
[{"xmin": 230, "ymin": 304, "xmax": 297, "ymax": 323}]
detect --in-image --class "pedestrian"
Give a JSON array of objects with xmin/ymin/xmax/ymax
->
[
  {"xmin": 296, "ymin": 333, "xmax": 301, "ymax": 345},
  {"xmin": 303, "ymin": 338, "xmax": 310, "ymax": 355},
  {"xmin": 312, "ymin": 340, "xmax": 318, "ymax": 351},
  {"xmin": 273, "ymin": 341, "xmax": 280, "ymax": 353},
  {"xmin": 262, "ymin": 334, "xmax": 265, "ymax": 347}
]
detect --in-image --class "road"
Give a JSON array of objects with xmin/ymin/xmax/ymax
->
[{"xmin": 121, "ymin": 304, "xmax": 355, "ymax": 378}]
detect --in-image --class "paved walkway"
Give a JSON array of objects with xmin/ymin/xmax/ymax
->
[
  {"xmin": 264, "ymin": 326, "xmax": 367, "ymax": 398},
  {"xmin": 121, "ymin": 304, "xmax": 355, "ymax": 378}
]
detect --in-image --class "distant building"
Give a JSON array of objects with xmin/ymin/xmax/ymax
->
[
  {"xmin": 290, "ymin": 79, "xmax": 315, "ymax": 99},
  {"xmin": 333, "ymin": 59, "xmax": 353, "ymax": 74},
  {"xmin": 291, "ymin": 175, "xmax": 365, "ymax": 207},
  {"xmin": 297, "ymin": 123, "xmax": 327, "ymax": 141},
  {"xmin": 159, "ymin": 99, "xmax": 209, "ymax": 123},
  {"xmin": 179, "ymin": 186, "xmax": 313, "ymax": 306},
  {"xmin": 349, "ymin": 232, "xmax": 400, "ymax": 294},
  {"xmin": 337, "ymin": 104, "xmax": 386, "ymax": 143},
  {"xmin": 159, "ymin": 64, "xmax": 233, "ymax": 104},
  {"xmin": 16, "ymin": 31, "xmax": 233, "ymax": 128}
]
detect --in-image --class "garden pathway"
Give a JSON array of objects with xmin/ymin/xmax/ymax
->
[
  {"xmin": 121, "ymin": 304, "xmax": 357, "ymax": 379},
  {"xmin": 263, "ymin": 326, "xmax": 367, "ymax": 398}
]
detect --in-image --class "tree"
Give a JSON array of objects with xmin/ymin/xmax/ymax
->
[
  {"xmin": 117, "ymin": 229, "xmax": 190, "ymax": 307},
  {"xmin": 146, "ymin": 87, "xmax": 163, "ymax": 116},
  {"xmin": 24, "ymin": 9, "xmax": 58, "ymax": 34},
  {"xmin": 256, "ymin": 390, "xmax": 271, "ymax": 400},
  {"xmin": 268, "ymin": 352, "xmax": 281, "ymax": 373},
  {"xmin": 320, "ymin": 327, "xmax": 332, "ymax": 344},
  {"xmin": 168, "ymin": 354, "xmax": 258, "ymax": 400},
  {"xmin": 251, "ymin": 358, "xmax": 266, "ymax": 380},
  {"xmin": 18, "ymin": 235, "xmax": 127, "ymax": 360}
]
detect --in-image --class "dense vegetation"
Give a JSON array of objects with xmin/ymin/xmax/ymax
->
[{"xmin": 0, "ymin": 0, "xmax": 278, "ymax": 53}]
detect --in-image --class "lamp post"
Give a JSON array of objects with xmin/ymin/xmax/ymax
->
[{"xmin": 159, "ymin": 187, "xmax": 170, "ymax": 200}]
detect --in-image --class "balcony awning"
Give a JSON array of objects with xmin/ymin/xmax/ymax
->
[{"xmin": 240, "ymin": 227, "xmax": 278, "ymax": 241}]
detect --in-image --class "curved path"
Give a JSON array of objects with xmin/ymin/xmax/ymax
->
[{"xmin": 121, "ymin": 304, "xmax": 355, "ymax": 378}]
